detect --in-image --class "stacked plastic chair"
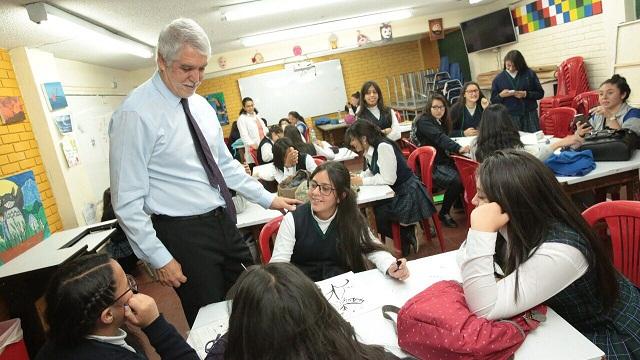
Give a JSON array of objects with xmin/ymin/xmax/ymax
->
[
  {"xmin": 539, "ymin": 56, "xmax": 590, "ymax": 119},
  {"xmin": 572, "ymin": 90, "xmax": 599, "ymax": 119}
]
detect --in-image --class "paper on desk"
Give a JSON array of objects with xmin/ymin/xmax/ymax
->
[
  {"xmin": 316, "ymin": 271, "xmax": 383, "ymax": 319},
  {"xmin": 187, "ymin": 318, "xmax": 229, "ymax": 360}
]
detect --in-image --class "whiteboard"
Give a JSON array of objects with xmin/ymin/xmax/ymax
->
[
  {"xmin": 66, "ymin": 95, "xmax": 125, "ymax": 207},
  {"xmin": 238, "ymin": 60, "xmax": 347, "ymax": 124},
  {"xmin": 615, "ymin": 20, "xmax": 640, "ymax": 107}
]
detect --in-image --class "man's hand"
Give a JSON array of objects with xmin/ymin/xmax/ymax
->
[
  {"xmin": 463, "ymin": 128, "xmax": 479, "ymax": 137},
  {"xmin": 243, "ymin": 163, "xmax": 251, "ymax": 175},
  {"xmin": 155, "ymin": 258, "xmax": 187, "ymax": 287},
  {"xmin": 125, "ymin": 293, "xmax": 160, "ymax": 328},
  {"xmin": 470, "ymin": 202, "xmax": 509, "ymax": 232},
  {"xmin": 270, "ymin": 196, "xmax": 301, "ymax": 212}
]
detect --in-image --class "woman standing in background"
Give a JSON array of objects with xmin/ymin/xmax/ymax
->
[
  {"xmin": 490, "ymin": 50, "xmax": 544, "ymax": 133},
  {"xmin": 356, "ymin": 81, "xmax": 401, "ymax": 141},
  {"xmin": 237, "ymin": 97, "xmax": 268, "ymax": 164}
]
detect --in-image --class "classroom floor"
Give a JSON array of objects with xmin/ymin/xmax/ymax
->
[{"xmin": 128, "ymin": 208, "xmax": 470, "ymax": 360}]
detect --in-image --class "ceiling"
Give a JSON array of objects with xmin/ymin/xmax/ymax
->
[{"xmin": 0, "ymin": 0, "xmax": 496, "ymax": 71}]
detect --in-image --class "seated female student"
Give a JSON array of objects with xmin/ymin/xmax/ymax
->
[
  {"xmin": 206, "ymin": 263, "xmax": 402, "ymax": 360},
  {"xmin": 270, "ymin": 161, "xmax": 409, "ymax": 281},
  {"xmin": 356, "ymin": 81, "xmax": 401, "ymax": 141},
  {"xmin": 283, "ymin": 124, "xmax": 336, "ymax": 160},
  {"xmin": 450, "ymin": 81, "xmax": 490, "ymax": 137},
  {"xmin": 257, "ymin": 125, "xmax": 283, "ymax": 164},
  {"xmin": 410, "ymin": 94, "xmax": 468, "ymax": 228},
  {"xmin": 577, "ymin": 74, "xmax": 640, "ymax": 136},
  {"xmin": 490, "ymin": 50, "xmax": 544, "ymax": 133},
  {"xmin": 288, "ymin": 111, "xmax": 309, "ymax": 140},
  {"xmin": 473, "ymin": 104, "xmax": 584, "ymax": 162},
  {"xmin": 236, "ymin": 97, "xmax": 268, "ymax": 165},
  {"xmin": 458, "ymin": 149, "xmax": 640, "ymax": 359},
  {"xmin": 345, "ymin": 91, "xmax": 360, "ymax": 116},
  {"xmin": 36, "ymin": 253, "xmax": 197, "ymax": 360},
  {"xmin": 272, "ymin": 137, "xmax": 317, "ymax": 183},
  {"xmin": 348, "ymin": 120, "xmax": 436, "ymax": 256}
]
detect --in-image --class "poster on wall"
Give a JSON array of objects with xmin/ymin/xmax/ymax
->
[
  {"xmin": 428, "ymin": 18, "xmax": 444, "ymax": 40},
  {"xmin": 0, "ymin": 96, "xmax": 26, "ymax": 124},
  {"xmin": 42, "ymin": 81, "xmax": 68, "ymax": 111},
  {"xmin": 512, "ymin": 0, "xmax": 602, "ymax": 34},
  {"xmin": 61, "ymin": 137, "xmax": 81, "ymax": 167},
  {"xmin": 54, "ymin": 114, "xmax": 73, "ymax": 134},
  {"xmin": 205, "ymin": 92, "xmax": 229, "ymax": 125},
  {"xmin": 0, "ymin": 170, "xmax": 51, "ymax": 265}
]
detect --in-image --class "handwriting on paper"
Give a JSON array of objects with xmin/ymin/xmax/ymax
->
[{"xmin": 316, "ymin": 271, "xmax": 380, "ymax": 319}]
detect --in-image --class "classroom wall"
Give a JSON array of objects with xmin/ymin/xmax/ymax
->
[
  {"xmin": 197, "ymin": 39, "xmax": 438, "ymax": 137},
  {"xmin": 0, "ymin": 48, "xmax": 63, "ymax": 233}
]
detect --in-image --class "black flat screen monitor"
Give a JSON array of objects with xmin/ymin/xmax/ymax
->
[{"xmin": 460, "ymin": 8, "xmax": 518, "ymax": 53}]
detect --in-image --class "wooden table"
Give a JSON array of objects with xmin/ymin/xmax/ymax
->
[
  {"xmin": 188, "ymin": 251, "xmax": 604, "ymax": 360},
  {"xmin": 317, "ymin": 122, "xmax": 348, "ymax": 146}
]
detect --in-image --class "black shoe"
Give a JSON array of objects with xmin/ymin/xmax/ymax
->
[
  {"xmin": 401, "ymin": 231, "xmax": 417, "ymax": 257},
  {"xmin": 439, "ymin": 213, "xmax": 458, "ymax": 228}
]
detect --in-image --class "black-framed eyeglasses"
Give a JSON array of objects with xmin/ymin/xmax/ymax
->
[
  {"xmin": 431, "ymin": 105, "xmax": 445, "ymax": 110},
  {"xmin": 309, "ymin": 180, "xmax": 335, "ymax": 196},
  {"xmin": 112, "ymin": 274, "xmax": 138, "ymax": 305}
]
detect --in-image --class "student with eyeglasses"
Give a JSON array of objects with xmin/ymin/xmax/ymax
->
[
  {"xmin": 450, "ymin": 81, "xmax": 490, "ymax": 137},
  {"xmin": 36, "ymin": 253, "xmax": 198, "ymax": 360},
  {"xmin": 270, "ymin": 161, "xmax": 409, "ymax": 282},
  {"xmin": 410, "ymin": 94, "xmax": 469, "ymax": 228}
]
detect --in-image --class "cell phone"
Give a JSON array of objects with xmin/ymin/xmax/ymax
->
[
  {"xmin": 508, "ymin": 89, "xmax": 516, "ymax": 93},
  {"xmin": 571, "ymin": 114, "xmax": 587, "ymax": 128}
]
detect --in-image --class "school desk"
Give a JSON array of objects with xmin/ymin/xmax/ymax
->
[
  {"xmin": 0, "ymin": 220, "xmax": 118, "ymax": 357},
  {"xmin": 188, "ymin": 250, "xmax": 605, "ymax": 360},
  {"xmin": 251, "ymin": 147, "xmax": 358, "ymax": 182}
]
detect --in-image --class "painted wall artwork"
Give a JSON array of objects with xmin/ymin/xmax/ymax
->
[
  {"xmin": 54, "ymin": 114, "xmax": 73, "ymax": 134},
  {"xmin": 0, "ymin": 96, "xmax": 26, "ymax": 124},
  {"xmin": 42, "ymin": 81, "xmax": 68, "ymax": 111},
  {"xmin": 512, "ymin": 0, "xmax": 603, "ymax": 34},
  {"xmin": 0, "ymin": 170, "xmax": 50, "ymax": 265},
  {"xmin": 205, "ymin": 92, "xmax": 229, "ymax": 125}
]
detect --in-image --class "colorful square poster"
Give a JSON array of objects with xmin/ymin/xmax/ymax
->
[
  {"xmin": 42, "ymin": 82, "xmax": 68, "ymax": 111},
  {"xmin": 0, "ymin": 96, "xmax": 26, "ymax": 124},
  {"xmin": 205, "ymin": 92, "xmax": 229, "ymax": 125},
  {"xmin": 0, "ymin": 170, "xmax": 51, "ymax": 265},
  {"xmin": 54, "ymin": 114, "xmax": 73, "ymax": 134},
  {"xmin": 61, "ymin": 137, "xmax": 80, "ymax": 167}
]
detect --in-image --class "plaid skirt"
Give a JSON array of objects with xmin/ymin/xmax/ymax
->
[
  {"xmin": 385, "ymin": 174, "xmax": 437, "ymax": 225},
  {"xmin": 432, "ymin": 163, "xmax": 460, "ymax": 189},
  {"xmin": 511, "ymin": 110, "xmax": 540, "ymax": 133}
]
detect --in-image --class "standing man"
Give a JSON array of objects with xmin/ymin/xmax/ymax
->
[{"xmin": 109, "ymin": 18, "xmax": 299, "ymax": 326}]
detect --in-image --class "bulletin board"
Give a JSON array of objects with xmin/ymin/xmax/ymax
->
[{"xmin": 238, "ymin": 59, "xmax": 347, "ymax": 124}]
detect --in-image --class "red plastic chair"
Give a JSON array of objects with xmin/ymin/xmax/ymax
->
[
  {"xmin": 582, "ymin": 201, "xmax": 640, "ymax": 287},
  {"xmin": 258, "ymin": 215, "xmax": 284, "ymax": 264},
  {"xmin": 399, "ymin": 139, "xmax": 418, "ymax": 160},
  {"xmin": 539, "ymin": 107, "xmax": 576, "ymax": 138},
  {"xmin": 248, "ymin": 147, "xmax": 260, "ymax": 165},
  {"xmin": 572, "ymin": 91, "xmax": 599, "ymax": 120},
  {"xmin": 312, "ymin": 156, "xmax": 325, "ymax": 166},
  {"xmin": 451, "ymin": 155, "xmax": 479, "ymax": 226},
  {"xmin": 557, "ymin": 56, "xmax": 590, "ymax": 98},
  {"xmin": 405, "ymin": 146, "xmax": 446, "ymax": 252}
]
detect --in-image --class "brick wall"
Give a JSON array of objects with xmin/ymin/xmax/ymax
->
[
  {"xmin": 469, "ymin": 13, "xmax": 608, "ymax": 90},
  {"xmin": 197, "ymin": 39, "xmax": 438, "ymax": 137},
  {"xmin": 0, "ymin": 49, "xmax": 63, "ymax": 233}
]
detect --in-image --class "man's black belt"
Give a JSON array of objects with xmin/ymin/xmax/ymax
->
[{"xmin": 152, "ymin": 207, "xmax": 225, "ymax": 221}]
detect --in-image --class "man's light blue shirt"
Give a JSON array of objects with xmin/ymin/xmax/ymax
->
[{"xmin": 109, "ymin": 72, "xmax": 275, "ymax": 268}]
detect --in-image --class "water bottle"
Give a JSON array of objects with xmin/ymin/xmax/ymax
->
[{"xmin": 310, "ymin": 128, "xmax": 317, "ymax": 143}]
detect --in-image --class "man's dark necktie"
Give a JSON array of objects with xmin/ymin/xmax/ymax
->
[{"xmin": 180, "ymin": 98, "xmax": 236, "ymax": 223}]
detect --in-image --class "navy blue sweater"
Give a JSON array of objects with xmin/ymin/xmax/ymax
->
[{"xmin": 490, "ymin": 69, "xmax": 544, "ymax": 117}]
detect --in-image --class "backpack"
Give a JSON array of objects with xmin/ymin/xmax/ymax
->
[
  {"xmin": 383, "ymin": 280, "xmax": 546, "ymax": 360},
  {"xmin": 544, "ymin": 149, "xmax": 596, "ymax": 176}
]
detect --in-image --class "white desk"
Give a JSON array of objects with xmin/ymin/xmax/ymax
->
[
  {"xmin": 189, "ymin": 251, "xmax": 604, "ymax": 360},
  {"xmin": 398, "ymin": 121, "xmax": 412, "ymax": 134},
  {"xmin": 0, "ymin": 220, "xmax": 117, "ymax": 279},
  {"xmin": 556, "ymin": 150, "xmax": 640, "ymax": 185},
  {"xmin": 252, "ymin": 147, "xmax": 358, "ymax": 182}
]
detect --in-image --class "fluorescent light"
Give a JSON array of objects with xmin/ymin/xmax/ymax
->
[
  {"xmin": 25, "ymin": 2, "xmax": 154, "ymax": 58},
  {"xmin": 469, "ymin": 0, "xmax": 484, "ymax": 4},
  {"xmin": 222, "ymin": 0, "xmax": 343, "ymax": 22},
  {"xmin": 241, "ymin": 9, "xmax": 412, "ymax": 47}
]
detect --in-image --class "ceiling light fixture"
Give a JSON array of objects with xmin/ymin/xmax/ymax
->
[
  {"xmin": 241, "ymin": 9, "xmax": 412, "ymax": 47},
  {"xmin": 469, "ymin": 0, "xmax": 484, "ymax": 4},
  {"xmin": 221, "ymin": 0, "xmax": 343, "ymax": 22},
  {"xmin": 25, "ymin": 2, "xmax": 154, "ymax": 58}
]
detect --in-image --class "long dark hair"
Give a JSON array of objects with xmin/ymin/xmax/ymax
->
[
  {"xmin": 312, "ymin": 161, "xmax": 389, "ymax": 272},
  {"xmin": 267, "ymin": 124, "xmax": 283, "ymax": 139},
  {"xmin": 503, "ymin": 50, "xmax": 529, "ymax": 72},
  {"xmin": 238, "ymin": 97, "xmax": 258, "ymax": 115},
  {"xmin": 425, "ymin": 94, "xmax": 452, "ymax": 134},
  {"xmin": 601, "ymin": 74, "xmax": 631, "ymax": 102},
  {"xmin": 44, "ymin": 253, "xmax": 116, "ymax": 347},
  {"xmin": 478, "ymin": 149, "xmax": 618, "ymax": 310},
  {"xmin": 273, "ymin": 137, "xmax": 306, "ymax": 172},
  {"xmin": 344, "ymin": 119, "xmax": 386, "ymax": 152},
  {"xmin": 357, "ymin": 80, "xmax": 388, "ymax": 115},
  {"xmin": 284, "ymin": 125, "xmax": 315, "ymax": 155},
  {"xmin": 455, "ymin": 81, "xmax": 485, "ymax": 106},
  {"xmin": 474, "ymin": 104, "xmax": 523, "ymax": 162},
  {"xmin": 225, "ymin": 263, "xmax": 390, "ymax": 360},
  {"xmin": 288, "ymin": 111, "xmax": 304, "ymax": 123}
]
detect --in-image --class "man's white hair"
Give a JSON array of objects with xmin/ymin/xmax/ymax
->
[{"xmin": 157, "ymin": 18, "xmax": 211, "ymax": 66}]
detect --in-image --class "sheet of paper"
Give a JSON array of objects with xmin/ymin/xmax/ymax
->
[
  {"xmin": 187, "ymin": 318, "xmax": 229, "ymax": 360},
  {"xmin": 316, "ymin": 271, "xmax": 382, "ymax": 319}
]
